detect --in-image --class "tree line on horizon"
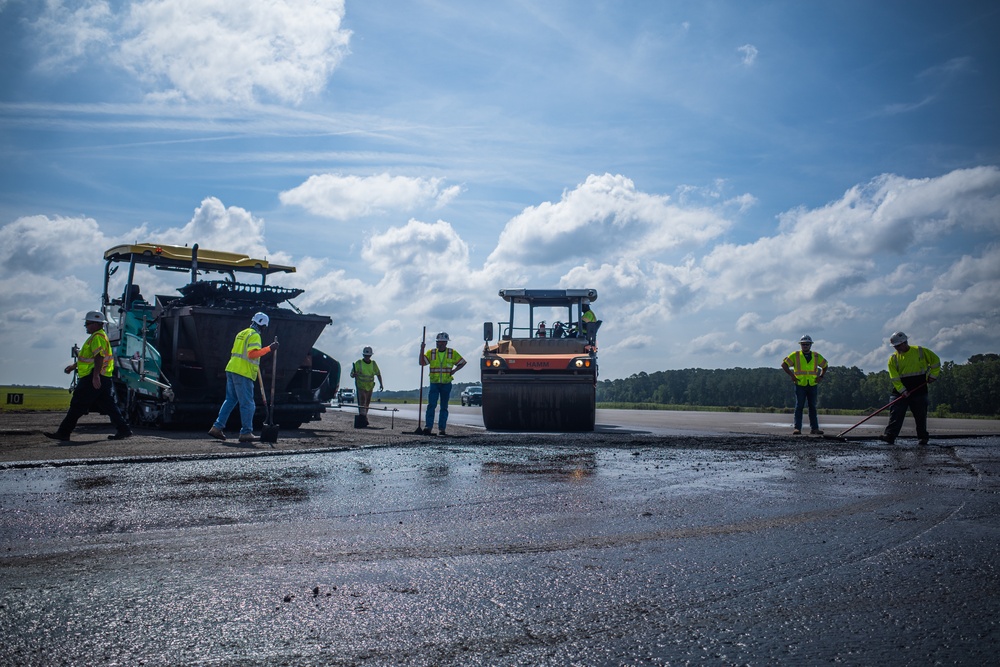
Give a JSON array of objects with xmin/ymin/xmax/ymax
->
[{"xmin": 595, "ymin": 354, "xmax": 1000, "ymax": 416}]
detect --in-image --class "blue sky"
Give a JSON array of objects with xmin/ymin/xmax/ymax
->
[{"xmin": 2, "ymin": 0, "xmax": 999, "ymax": 391}]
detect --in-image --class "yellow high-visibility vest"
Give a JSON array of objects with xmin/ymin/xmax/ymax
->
[
  {"xmin": 78, "ymin": 329, "xmax": 114, "ymax": 378},
  {"xmin": 225, "ymin": 327, "xmax": 262, "ymax": 380},
  {"xmin": 352, "ymin": 359, "xmax": 380, "ymax": 391},
  {"xmin": 424, "ymin": 348, "xmax": 462, "ymax": 384},
  {"xmin": 888, "ymin": 346, "xmax": 941, "ymax": 393},
  {"xmin": 783, "ymin": 350, "xmax": 828, "ymax": 386}
]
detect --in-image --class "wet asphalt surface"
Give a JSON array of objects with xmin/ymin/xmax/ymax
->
[{"xmin": 1, "ymin": 410, "xmax": 999, "ymax": 666}]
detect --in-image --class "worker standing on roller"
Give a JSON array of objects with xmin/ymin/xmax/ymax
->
[
  {"xmin": 781, "ymin": 335, "xmax": 828, "ymax": 435},
  {"xmin": 880, "ymin": 332, "xmax": 941, "ymax": 446},
  {"xmin": 46, "ymin": 311, "xmax": 133, "ymax": 442},
  {"xmin": 350, "ymin": 346, "xmax": 383, "ymax": 426},
  {"xmin": 208, "ymin": 312, "xmax": 278, "ymax": 443},
  {"xmin": 419, "ymin": 332, "xmax": 466, "ymax": 436}
]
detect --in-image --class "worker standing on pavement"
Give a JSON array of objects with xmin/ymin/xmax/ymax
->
[
  {"xmin": 46, "ymin": 311, "xmax": 133, "ymax": 442},
  {"xmin": 419, "ymin": 332, "xmax": 466, "ymax": 436},
  {"xmin": 350, "ymin": 346, "xmax": 383, "ymax": 426},
  {"xmin": 880, "ymin": 332, "xmax": 941, "ymax": 446},
  {"xmin": 208, "ymin": 312, "xmax": 278, "ymax": 443},
  {"xmin": 781, "ymin": 335, "xmax": 828, "ymax": 435}
]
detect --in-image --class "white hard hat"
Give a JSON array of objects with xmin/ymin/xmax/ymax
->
[
  {"xmin": 582, "ymin": 298, "xmax": 591, "ymax": 305},
  {"xmin": 362, "ymin": 346, "xmax": 373, "ymax": 356},
  {"xmin": 799, "ymin": 335, "xmax": 813, "ymax": 344},
  {"xmin": 436, "ymin": 332, "xmax": 450, "ymax": 342},
  {"xmin": 85, "ymin": 311, "xmax": 106, "ymax": 324},
  {"xmin": 252, "ymin": 312, "xmax": 269, "ymax": 327},
  {"xmin": 890, "ymin": 331, "xmax": 908, "ymax": 346}
]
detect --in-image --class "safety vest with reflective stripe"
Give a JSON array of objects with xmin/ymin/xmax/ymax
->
[
  {"xmin": 783, "ymin": 350, "xmax": 828, "ymax": 386},
  {"xmin": 352, "ymin": 359, "xmax": 380, "ymax": 391},
  {"xmin": 424, "ymin": 348, "xmax": 462, "ymax": 384},
  {"xmin": 888, "ymin": 346, "xmax": 941, "ymax": 393},
  {"xmin": 225, "ymin": 327, "xmax": 262, "ymax": 380},
  {"xmin": 78, "ymin": 329, "xmax": 114, "ymax": 378}
]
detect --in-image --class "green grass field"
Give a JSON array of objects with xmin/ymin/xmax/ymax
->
[{"xmin": 1, "ymin": 385, "xmax": 72, "ymax": 412}]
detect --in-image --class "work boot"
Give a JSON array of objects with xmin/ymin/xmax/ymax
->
[
  {"xmin": 238, "ymin": 432, "xmax": 258, "ymax": 443},
  {"xmin": 878, "ymin": 434, "xmax": 895, "ymax": 445},
  {"xmin": 792, "ymin": 429, "xmax": 801, "ymax": 435},
  {"xmin": 208, "ymin": 426, "xmax": 227, "ymax": 441},
  {"xmin": 810, "ymin": 429, "xmax": 824, "ymax": 435},
  {"xmin": 918, "ymin": 437, "xmax": 929, "ymax": 446},
  {"xmin": 422, "ymin": 428, "xmax": 432, "ymax": 436},
  {"xmin": 108, "ymin": 430, "xmax": 133, "ymax": 441},
  {"xmin": 438, "ymin": 430, "xmax": 447, "ymax": 436},
  {"xmin": 44, "ymin": 432, "xmax": 71, "ymax": 442}
]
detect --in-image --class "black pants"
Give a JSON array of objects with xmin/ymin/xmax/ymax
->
[
  {"xmin": 57, "ymin": 372, "xmax": 130, "ymax": 437},
  {"xmin": 883, "ymin": 392, "xmax": 929, "ymax": 441}
]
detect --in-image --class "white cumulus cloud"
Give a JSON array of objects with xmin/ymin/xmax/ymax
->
[{"xmin": 280, "ymin": 173, "xmax": 462, "ymax": 220}]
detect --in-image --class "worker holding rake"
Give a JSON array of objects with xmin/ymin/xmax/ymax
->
[
  {"xmin": 880, "ymin": 332, "xmax": 941, "ymax": 446},
  {"xmin": 419, "ymin": 331, "xmax": 466, "ymax": 436}
]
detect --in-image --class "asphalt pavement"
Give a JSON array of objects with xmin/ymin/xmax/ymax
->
[{"xmin": 1, "ymin": 409, "xmax": 998, "ymax": 665}]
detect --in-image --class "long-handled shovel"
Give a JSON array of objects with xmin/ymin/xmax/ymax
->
[
  {"xmin": 261, "ymin": 338, "xmax": 279, "ymax": 444},
  {"xmin": 827, "ymin": 381, "xmax": 928, "ymax": 440},
  {"xmin": 414, "ymin": 326, "xmax": 427, "ymax": 434}
]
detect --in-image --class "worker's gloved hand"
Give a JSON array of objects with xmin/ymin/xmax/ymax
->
[
  {"xmin": 927, "ymin": 376, "xmax": 937, "ymax": 383},
  {"xmin": 270, "ymin": 340, "xmax": 280, "ymax": 350}
]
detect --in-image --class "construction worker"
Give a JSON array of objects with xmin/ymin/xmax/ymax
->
[
  {"xmin": 581, "ymin": 299, "xmax": 597, "ymax": 335},
  {"xmin": 208, "ymin": 312, "xmax": 278, "ymax": 443},
  {"xmin": 46, "ymin": 311, "xmax": 133, "ymax": 441},
  {"xmin": 781, "ymin": 335, "xmax": 829, "ymax": 435},
  {"xmin": 419, "ymin": 331, "xmax": 466, "ymax": 436},
  {"xmin": 350, "ymin": 346, "xmax": 383, "ymax": 426},
  {"xmin": 880, "ymin": 332, "xmax": 941, "ymax": 446}
]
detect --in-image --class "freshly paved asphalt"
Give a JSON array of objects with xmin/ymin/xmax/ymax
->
[{"xmin": 1, "ymin": 408, "xmax": 998, "ymax": 665}]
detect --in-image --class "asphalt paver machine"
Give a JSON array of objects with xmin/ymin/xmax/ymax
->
[{"xmin": 99, "ymin": 243, "xmax": 339, "ymax": 429}]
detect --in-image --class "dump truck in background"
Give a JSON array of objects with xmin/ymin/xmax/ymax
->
[
  {"xmin": 481, "ymin": 288, "xmax": 600, "ymax": 431},
  {"xmin": 99, "ymin": 243, "xmax": 340, "ymax": 429}
]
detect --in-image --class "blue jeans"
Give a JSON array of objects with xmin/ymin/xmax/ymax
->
[
  {"xmin": 214, "ymin": 372, "xmax": 256, "ymax": 434},
  {"xmin": 425, "ymin": 382, "xmax": 453, "ymax": 431},
  {"xmin": 794, "ymin": 383, "xmax": 819, "ymax": 431}
]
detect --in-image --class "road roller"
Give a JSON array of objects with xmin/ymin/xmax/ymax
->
[{"xmin": 481, "ymin": 288, "xmax": 601, "ymax": 431}]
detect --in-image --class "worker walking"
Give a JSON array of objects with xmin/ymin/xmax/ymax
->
[
  {"xmin": 350, "ymin": 346, "xmax": 383, "ymax": 426},
  {"xmin": 880, "ymin": 332, "xmax": 941, "ymax": 446},
  {"xmin": 781, "ymin": 335, "xmax": 828, "ymax": 435},
  {"xmin": 208, "ymin": 312, "xmax": 278, "ymax": 443},
  {"xmin": 419, "ymin": 332, "xmax": 466, "ymax": 436},
  {"xmin": 46, "ymin": 311, "xmax": 133, "ymax": 441}
]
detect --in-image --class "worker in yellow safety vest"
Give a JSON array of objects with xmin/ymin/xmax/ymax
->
[
  {"xmin": 581, "ymin": 299, "xmax": 597, "ymax": 338},
  {"xmin": 781, "ymin": 334, "xmax": 829, "ymax": 435},
  {"xmin": 46, "ymin": 310, "xmax": 133, "ymax": 442},
  {"xmin": 208, "ymin": 312, "xmax": 279, "ymax": 443},
  {"xmin": 880, "ymin": 332, "xmax": 941, "ymax": 446},
  {"xmin": 350, "ymin": 346, "xmax": 383, "ymax": 426},
  {"xmin": 418, "ymin": 331, "xmax": 466, "ymax": 436}
]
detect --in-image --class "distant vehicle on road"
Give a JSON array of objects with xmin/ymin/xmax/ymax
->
[
  {"xmin": 461, "ymin": 385, "xmax": 483, "ymax": 406},
  {"xmin": 338, "ymin": 388, "xmax": 356, "ymax": 404}
]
